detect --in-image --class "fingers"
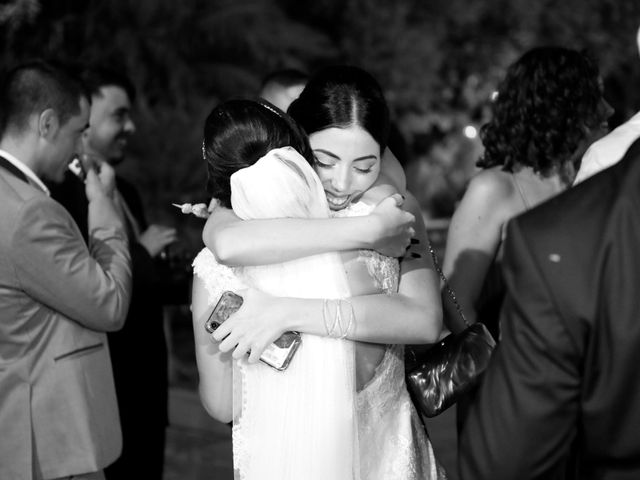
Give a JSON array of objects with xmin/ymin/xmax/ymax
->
[
  {"xmin": 232, "ymin": 341, "xmax": 251, "ymax": 360},
  {"xmin": 389, "ymin": 192, "xmax": 405, "ymax": 207}
]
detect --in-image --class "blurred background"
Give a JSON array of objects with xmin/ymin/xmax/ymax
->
[
  {"xmin": 3, "ymin": 1, "xmax": 640, "ymax": 478},
  {"xmin": 3, "ymin": 0, "xmax": 640, "ymax": 230}
]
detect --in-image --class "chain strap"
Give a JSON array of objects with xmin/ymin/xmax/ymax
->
[{"xmin": 427, "ymin": 241, "xmax": 470, "ymax": 329}]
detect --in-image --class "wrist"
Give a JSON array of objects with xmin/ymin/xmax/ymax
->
[{"xmin": 359, "ymin": 214, "xmax": 381, "ymax": 249}]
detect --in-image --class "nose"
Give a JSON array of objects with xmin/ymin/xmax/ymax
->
[
  {"xmin": 124, "ymin": 115, "xmax": 136, "ymax": 134},
  {"xmin": 330, "ymin": 165, "xmax": 351, "ymax": 193}
]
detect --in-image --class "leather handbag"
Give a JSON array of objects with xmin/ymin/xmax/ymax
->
[{"xmin": 406, "ymin": 242, "xmax": 496, "ymax": 418}]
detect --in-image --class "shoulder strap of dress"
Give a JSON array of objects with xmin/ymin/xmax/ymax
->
[{"xmin": 511, "ymin": 173, "xmax": 532, "ymax": 210}]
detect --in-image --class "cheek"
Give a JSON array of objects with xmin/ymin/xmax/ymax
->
[
  {"xmin": 355, "ymin": 170, "xmax": 379, "ymax": 192},
  {"xmin": 313, "ymin": 166, "xmax": 331, "ymax": 185}
]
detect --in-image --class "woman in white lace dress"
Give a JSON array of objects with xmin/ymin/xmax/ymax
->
[{"xmin": 194, "ymin": 67, "xmax": 446, "ymax": 479}]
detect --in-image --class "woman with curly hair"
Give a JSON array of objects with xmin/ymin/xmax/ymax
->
[{"xmin": 441, "ymin": 46, "xmax": 613, "ymax": 429}]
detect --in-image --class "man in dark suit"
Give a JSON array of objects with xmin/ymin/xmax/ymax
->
[
  {"xmin": 49, "ymin": 67, "xmax": 178, "ymax": 479},
  {"xmin": 0, "ymin": 61, "xmax": 131, "ymax": 479},
  {"xmin": 459, "ymin": 138, "xmax": 640, "ymax": 479}
]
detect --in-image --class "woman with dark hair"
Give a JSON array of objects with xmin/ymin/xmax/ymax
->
[
  {"xmin": 197, "ymin": 66, "xmax": 446, "ymax": 479},
  {"xmin": 441, "ymin": 46, "xmax": 613, "ymax": 429}
]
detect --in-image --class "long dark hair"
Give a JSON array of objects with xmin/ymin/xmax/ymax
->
[
  {"xmin": 478, "ymin": 46, "xmax": 604, "ymax": 174},
  {"xmin": 203, "ymin": 99, "xmax": 312, "ymax": 208},
  {"xmin": 288, "ymin": 65, "xmax": 390, "ymax": 153}
]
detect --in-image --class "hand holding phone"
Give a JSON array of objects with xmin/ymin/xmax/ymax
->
[{"xmin": 206, "ymin": 291, "xmax": 302, "ymax": 371}]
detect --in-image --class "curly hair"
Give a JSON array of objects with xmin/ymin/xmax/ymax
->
[{"xmin": 478, "ymin": 47, "xmax": 604, "ymax": 173}]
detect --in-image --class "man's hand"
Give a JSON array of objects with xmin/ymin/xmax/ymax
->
[
  {"xmin": 139, "ymin": 224, "xmax": 178, "ymax": 258},
  {"xmin": 84, "ymin": 157, "xmax": 116, "ymax": 202}
]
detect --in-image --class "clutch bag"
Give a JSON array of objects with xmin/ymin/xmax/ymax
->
[{"xmin": 405, "ymin": 242, "xmax": 496, "ymax": 417}]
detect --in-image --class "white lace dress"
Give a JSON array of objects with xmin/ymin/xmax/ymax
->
[
  {"xmin": 192, "ymin": 146, "xmax": 445, "ymax": 479},
  {"xmin": 335, "ymin": 201, "xmax": 447, "ymax": 480}
]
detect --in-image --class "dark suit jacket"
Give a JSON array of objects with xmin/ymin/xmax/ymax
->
[
  {"xmin": 459, "ymin": 139, "xmax": 640, "ymax": 480},
  {"xmin": 0, "ymin": 156, "xmax": 131, "ymax": 479}
]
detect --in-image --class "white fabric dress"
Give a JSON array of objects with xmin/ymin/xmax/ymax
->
[
  {"xmin": 334, "ymin": 202, "xmax": 447, "ymax": 480},
  {"xmin": 192, "ymin": 147, "xmax": 445, "ymax": 479},
  {"xmin": 193, "ymin": 147, "xmax": 359, "ymax": 480}
]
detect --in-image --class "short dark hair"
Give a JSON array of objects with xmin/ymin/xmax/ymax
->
[
  {"xmin": 203, "ymin": 99, "xmax": 312, "ymax": 208},
  {"xmin": 80, "ymin": 65, "xmax": 136, "ymax": 102},
  {"xmin": 0, "ymin": 60, "xmax": 88, "ymax": 137},
  {"xmin": 478, "ymin": 46, "xmax": 604, "ymax": 174},
  {"xmin": 288, "ymin": 65, "xmax": 390, "ymax": 153},
  {"xmin": 260, "ymin": 69, "xmax": 308, "ymax": 90}
]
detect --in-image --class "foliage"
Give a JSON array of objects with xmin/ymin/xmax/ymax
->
[{"xmin": 2, "ymin": 0, "xmax": 640, "ymax": 226}]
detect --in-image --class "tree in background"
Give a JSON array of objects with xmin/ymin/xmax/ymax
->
[
  {"xmin": 2, "ymin": 0, "xmax": 640, "ymax": 228},
  {"xmin": 0, "ymin": 0, "xmax": 336, "ymax": 253}
]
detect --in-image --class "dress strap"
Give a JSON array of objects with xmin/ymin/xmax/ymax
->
[{"xmin": 511, "ymin": 173, "xmax": 532, "ymax": 210}]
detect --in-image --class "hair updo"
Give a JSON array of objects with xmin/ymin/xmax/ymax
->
[
  {"xmin": 203, "ymin": 99, "xmax": 312, "ymax": 208},
  {"xmin": 288, "ymin": 65, "xmax": 390, "ymax": 153}
]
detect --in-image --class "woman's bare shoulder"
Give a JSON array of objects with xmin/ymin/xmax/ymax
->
[
  {"xmin": 466, "ymin": 167, "xmax": 517, "ymax": 201},
  {"xmin": 452, "ymin": 167, "xmax": 521, "ymax": 229}
]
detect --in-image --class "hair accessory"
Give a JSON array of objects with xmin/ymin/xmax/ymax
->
[
  {"xmin": 202, "ymin": 140, "xmax": 207, "ymax": 161},
  {"xmin": 172, "ymin": 202, "xmax": 210, "ymax": 218},
  {"xmin": 260, "ymin": 101, "xmax": 281, "ymax": 118}
]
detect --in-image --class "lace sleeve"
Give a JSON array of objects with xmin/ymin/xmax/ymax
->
[{"xmin": 192, "ymin": 248, "xmax": 246, "ymax": 304}]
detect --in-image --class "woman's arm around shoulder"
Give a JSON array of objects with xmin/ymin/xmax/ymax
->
[
  {"xmin": 210, "ymin": 191, "xmax": 443, "ymax": 361},
  {"xmin": 203, "ymin": 197, "xmax": 415, "ymax": 266}
]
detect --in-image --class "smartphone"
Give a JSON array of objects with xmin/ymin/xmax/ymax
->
[
  {"xmin": 205, "ymin": 290, "xmax": 302, "ymax": 371},
  {"xmin": 68, "ymin": 156, "xmax": 87, "ymax": 181}
]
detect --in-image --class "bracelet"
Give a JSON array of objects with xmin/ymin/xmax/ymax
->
[
  {"xmin": 322, "ymin": 298, "xmax": 356, "ymax": 339},
  {"xmin": 338, "ymin": 299, "xmax": 355, "ymax": 339},
  {"xmin": 322, "ymin": 299, "xmax": 338, "ymax": 337}
]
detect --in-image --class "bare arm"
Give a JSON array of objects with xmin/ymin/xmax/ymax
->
[
  {"xmin": 441, "ymin": 170, "xmax": 515, "ymax": 332},
  {"xmin": 192, "ymin": 274, "xmax": 234, "ymax": 422},
  {"xmin": 204, "ymin": 149, "xmax": 408, "ymax": 266},
  {"xmin": 212, "ymin": 192, "xmax": 443, "ymax": 363},
  {"xmin": 204, "ymin": 194, "xmax": 415, "ymax": 266},
  {"xmin": 381, "ymin": 148, "xmax": 407, "ymax": 194}
]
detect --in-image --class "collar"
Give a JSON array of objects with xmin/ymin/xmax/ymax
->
[{"xmin": 0, "ymin": 149, "xmax": 50, "ymax": 196}]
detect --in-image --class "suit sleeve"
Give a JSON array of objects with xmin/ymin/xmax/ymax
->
[
  {"xmin": 458, "ymin": 218, "xmax": 581, "ymax": 479},
  {"xmin": 12, "ymin": 196, "xmax": 132, "ymax": 331}
]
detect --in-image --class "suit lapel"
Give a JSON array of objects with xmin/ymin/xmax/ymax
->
[{"xmin": 0, "ymin": 155, "xmax": 29, "ymax": 184}]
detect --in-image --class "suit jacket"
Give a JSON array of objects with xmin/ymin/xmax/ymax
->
[
  {"xmin": 0, "ymin": 157, "xmax": 132, "ymax": 479},
  {"xmin": 459, "ymin": 139, "xmax": 640, "ymax": 480},
  {"xmin": 51, "ymin": 173, "xmax": 172, "ymax": 454}
]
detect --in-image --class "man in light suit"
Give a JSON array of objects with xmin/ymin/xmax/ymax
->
[
  {"xmin": 49, "ymin": 66, "xmax": 180, "ymax": 479},
  {"xmin": 0, "ymin": 61, "xmax": 132, "ymax": 479},
  {"xmin": 459, "ymin": 138, "xmax": 640, "ymax": 479}
]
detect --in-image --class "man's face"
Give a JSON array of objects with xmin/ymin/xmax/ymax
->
[
  {"xmin": 45, "ymin": 96, "xmax": 90, "ymax": 183},
  {"xmin": 84, "ymin": 85, "xmax": 136, "ymax": 165}
]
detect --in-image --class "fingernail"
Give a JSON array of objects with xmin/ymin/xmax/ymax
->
[
  {"xmin": 410, "ymin": 253, "xmax": 422, "ymax": 259},
  {"xmin": 410, "ymin": 238, "xmax": 420, "ymax": 244}
]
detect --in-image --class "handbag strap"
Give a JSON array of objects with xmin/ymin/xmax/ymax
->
[{"xmin": 427, "ymin": 241, "xmax": 470, "ymax": 329}]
